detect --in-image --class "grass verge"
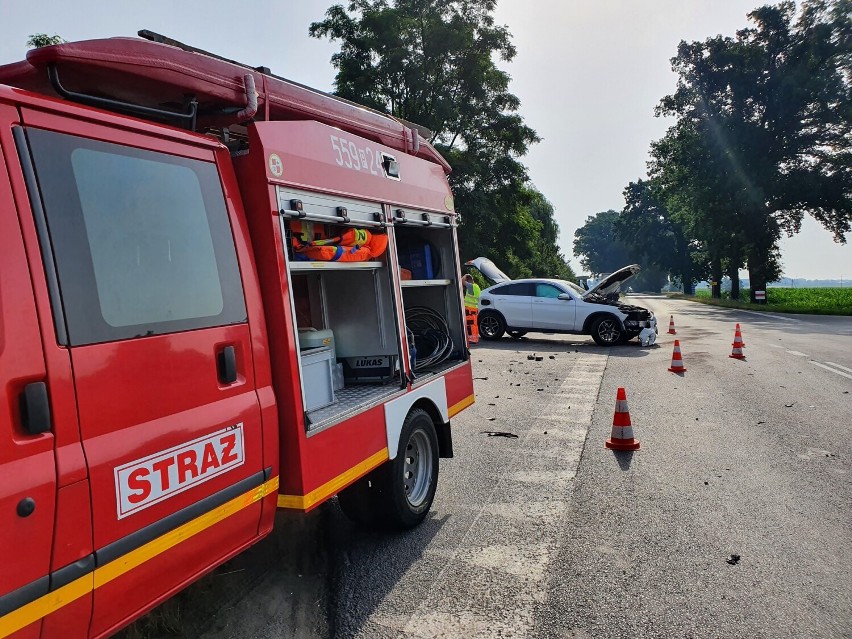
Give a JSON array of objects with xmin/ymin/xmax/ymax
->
[{"xmin": 683, "ymin": 288, "xmax": 852, "ymax": 316}]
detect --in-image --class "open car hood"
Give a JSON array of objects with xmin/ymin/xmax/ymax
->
[
  {"xmin": 582, "ymin": 264, "xmax": 640, "ymax": 298},
  {"xmin": 465, "ymin": 257, "xmax": 512, "ymax": 285}
]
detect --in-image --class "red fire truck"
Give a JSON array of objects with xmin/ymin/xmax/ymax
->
[{"xmin": 0, "ymin": 31, "xmax": 474, "ymax": 639}]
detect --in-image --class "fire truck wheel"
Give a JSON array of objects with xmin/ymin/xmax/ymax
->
[
  {"xmin": 337, "ymin": 409, "xmax": 438, "ymax": 529},
  {"xmin": 383, "ymin": 408, "xmax": 439, "ymax": 529}
]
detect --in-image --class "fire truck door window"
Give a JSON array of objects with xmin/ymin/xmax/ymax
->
[{"xmin": 24, "ymin": 128, "xmax": 247, "ymax": 345}]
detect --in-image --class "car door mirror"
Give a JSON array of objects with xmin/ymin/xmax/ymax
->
[{"xmin": 557, "ymin": 293, "xmax": 573, "ymax": 301}]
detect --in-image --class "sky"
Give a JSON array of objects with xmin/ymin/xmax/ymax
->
[{"xmin": 1, "ymin": 0, "xmax": 849, "ymax": 281}]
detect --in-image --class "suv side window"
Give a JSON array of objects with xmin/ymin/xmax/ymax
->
[
  {"xmin": 492, "ymin": 282, "xmax": 533, "ymax": 296},
  {"xmin": 534, "ymin": 284, "xmax": 564, "ymax": 298},
  {"xmin": 26, "ymin": 128, "xmax": 247, "ymax": 345}
]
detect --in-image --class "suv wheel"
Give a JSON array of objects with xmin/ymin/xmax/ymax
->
[
  {"xmin": 478, "ymin": 312, "xmax": 506, "ymax": 340},
  {"xmin": 591, "ymin": 316, "xmax": 623, "ymax": 346}
]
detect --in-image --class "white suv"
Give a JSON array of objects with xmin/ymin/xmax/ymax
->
[{"xmin": 466, "ymin": 258, "xmax": 657, "ymax": 346}]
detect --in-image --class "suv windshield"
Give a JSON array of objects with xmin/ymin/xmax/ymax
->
[{"xmin": 561, "ymin": 280, "xmax": 585, "ymax": 296}]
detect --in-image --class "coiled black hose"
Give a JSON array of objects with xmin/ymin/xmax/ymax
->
[{"xmin": 404, "ymin": 306, "xmax": 454, "ymax": 371}]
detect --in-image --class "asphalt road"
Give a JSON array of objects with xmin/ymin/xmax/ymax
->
[
  {"xmin": 536, "ymin": 296, "xmax": 851, "ymax": 639},
  {"xmin": 121, "ymin": 296, "xmax": 851, "ymax": 639}
]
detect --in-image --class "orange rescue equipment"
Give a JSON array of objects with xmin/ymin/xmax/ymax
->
[{"xmin": 290, "ymin": 222, "xmax": 388, "ymax": 262}]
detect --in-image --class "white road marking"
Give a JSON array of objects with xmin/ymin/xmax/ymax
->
[
  {"xmin": 786, "ymin": 350, "xmax": 809, "ymax": 357},
  {"xmin": 732, "ymin": 308, "xmax": 800, "ymax": 322},
  {"xmin": 768, "ymin": 344, "xmax": 783, "ymax": 348},
  {"xmin": 825, "ymin": 361, "xmax": 852, "ymax": 374},
  {"xmin": 389, "ymin": 353, "xmax": 608, "ymax": 639},
  {"xmin": 809, "ymin": 361, "xmax": 852, "ymax": 380}
]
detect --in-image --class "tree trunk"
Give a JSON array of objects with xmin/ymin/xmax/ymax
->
[
  {"xmin": 679, "ymin": 270, "xmax": 694, "ymax": 295},
  {"xmin": 747, "ymin": 264, "xmax": 767, "ymax": 303},
  {"xmin": 746, "ymin": 236, "xmax": 777, "ymax": 303},
  {"xmin": 726, "ymin": 263, "xmax": 738, "ymax": 301},
  {"xmin": 711, "ymin": 257, "xmax": 722, "ymax": 299}
]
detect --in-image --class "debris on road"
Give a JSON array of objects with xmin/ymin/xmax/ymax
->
[
  {"xmin": 726, "ymin": 554, "xmax": 741, "ymax": 565},
  {"xmin": 481, "ymin": 431, "xmax": 519, "ymax": 439},
  {"xmin": 473, "ymin": 376, "xmax": 488, "ymax": 380}
]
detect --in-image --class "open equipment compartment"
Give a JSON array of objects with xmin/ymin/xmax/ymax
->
[
  {"xmin": 394, "ymin": 207, "xmax": 467, "ymax": 382},
  {"xmin": 279, "ymin": 187, "xmax": 406, "ymax": 432}
]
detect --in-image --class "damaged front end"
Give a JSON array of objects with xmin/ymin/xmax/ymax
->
[
  {"xmin": 586, "ymin": 293, "xmax": 657, "ymax": 345},
  {"xmin": 621, "ymin": 303, "xmax": 657, "ymax": 346}
]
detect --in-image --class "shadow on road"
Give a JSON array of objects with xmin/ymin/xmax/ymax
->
[
  {"xmin": 120, "ymin": 498, "xmax": 448, "ymax": 639},
  {"xmin": 612, "ymin": 450, "xmax": 634, "ymax": 471},
  {"xmin": 325, "ymin": 504, "xmax": 449, "ymax": 637},
  {"xmin": 471, "ymin": 333, "xmax": 656, "ymax": 358}
]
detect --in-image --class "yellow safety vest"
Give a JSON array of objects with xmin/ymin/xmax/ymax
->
[{"xmin": 464, "ymin": 283, "xmax": 481, "ymax": 309}]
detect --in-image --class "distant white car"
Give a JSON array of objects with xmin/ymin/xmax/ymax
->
[{"xmin": 466, "ymin": 258, "xmax": 657, "ymax": 346}]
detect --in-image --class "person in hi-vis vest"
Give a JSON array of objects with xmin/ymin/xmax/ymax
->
[{"xmin": 462, "ymin": 274, "xmax": 481, "ymax": 344}]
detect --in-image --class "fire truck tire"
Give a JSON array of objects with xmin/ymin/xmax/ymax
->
[
  {"xmin": 381, "ymin": 408, "xmax": 439, "ymax": 529},
  {"xmin": 337, "ymin": 409, "xmax": 438, "ymax": 529}
]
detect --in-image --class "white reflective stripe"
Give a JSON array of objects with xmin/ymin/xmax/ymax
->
[
  {"xmin": 615, "ymin": 400, "xmax": 629, "ymax": 413},
  {"xmin": 611, "ymin": 426, "xmax": 634, "ymax": 440}
]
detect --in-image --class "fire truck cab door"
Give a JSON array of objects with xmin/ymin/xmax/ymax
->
[
  {"xmin": 20, "ymin": 120, "xmax": 265, "ymax": 636},
  {"xmin": 0, "ymin": 122, "xmax": 56, "ymax": 639}
]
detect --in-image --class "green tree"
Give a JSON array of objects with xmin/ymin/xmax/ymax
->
[
  {"xmin": 573, "ymin": 209, "xmax": 667, "ymax": 292},
  {"xmin": 522, "ymin": 187, "xmax": 575, "ymax": 280},
  {"xmin": 26, "ymin": 34, "xmax": 65, "ymax": 48},
  {"xmin": 659, "ymin": 0, "xmax": 851, "ymax": 300},
  {"xmin": 616, "ymin": 179, "xmax": 708, "ymax": 294},
  {"xmin": 572, "ymin": 210, "xmax": 633, "ymax": 276},
  {"xmin": 310, "ymin": 1, "xmax": 571, "ymax": 279},
  {"xmin": 649, "ymin": 120, "xmax": 745, "ymax": 299}
]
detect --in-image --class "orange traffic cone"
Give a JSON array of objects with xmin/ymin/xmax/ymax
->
[
  {"xmin": 606, "ymin": 387, "xmax": 640, "ymax": 451},
  {"xmin": 732, "ymin": 323, "xmax": 746, "ymax": 347},
  {"xmin": 668, "ymin": 340, "xmax": 687, "ymax": 373},
  {"xmin": 667, "ymin": 315, "xmax": 677, "ymax": 334},
  {"xmin": 729, "ymin": 326, "xmax": 745, "ymax": 359}
]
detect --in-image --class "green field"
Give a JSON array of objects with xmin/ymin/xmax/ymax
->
[{"xmin": 692, "ymin": 287, "xmax": 852, "ymax": 315}]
